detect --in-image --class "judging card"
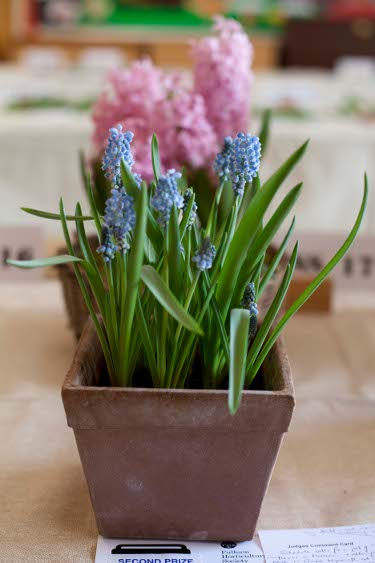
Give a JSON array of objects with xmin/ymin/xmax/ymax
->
[
  {"xmin": 95, "ymin": 536, "xmax": 265, "ymax": 563},
  {"xmin": 259, "ymin": 523, "xmax": 375, "ymax": 563}
]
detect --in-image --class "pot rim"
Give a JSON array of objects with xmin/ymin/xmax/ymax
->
[
  {"xmin": 62, "ymin": 319, "xmax": 295, "ymax": 432},
  {"xmin": 63, "ymin": 318, "xmax": 294, "ymax": 399}
]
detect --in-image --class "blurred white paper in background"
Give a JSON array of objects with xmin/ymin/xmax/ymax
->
[
  {"xmin": 335, "ymin": 56, "xmax": 375, "ymax": 80},
  {"xmin": 77, "ymin": 48, "xmax": 125, "ymax": 72},
  {"xmin": 19, "ymin": 47, "xmax": 70, "ymax": 72},
  {"xmin": 259, "ymin": 523, "xmax": 375, "ymax": 563},
  {"xmin": 274, "ymin": 232, "xmax": 375, "ymax": 291}
]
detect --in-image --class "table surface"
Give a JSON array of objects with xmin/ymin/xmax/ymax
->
[{"xmin": 0, "ymin": 282, "xmax": 375, "ymax": 562}]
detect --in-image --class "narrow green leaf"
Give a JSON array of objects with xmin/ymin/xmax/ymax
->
[
  {"xmin": 21, "ymin": 207, "xmax": 93, "ymax": 221},
  {"xmin": 75, "ymin": 203, "xmax": 98, "ymax": 267},
  {"xmin": 80, "ymin": 260, "xmax": 106, "ymax": 316},
  {"xmin": 135, "ymin": 294, "xmax": 158, "ymax": 382},
  {"xmin": 147, "ymin": 209, "xmax": 163, "ymax": 253},
  {"xmin": 229, "ymin": 309, "xmax": 250, "ymax": 415},
  {"xmin": 141, "ymin": 265, "xmax": 203, "ymax": 336},
  {"xmin": 217, "ymin": 141, "xmax": 308, "ymax": 315},
  {"xmin": 233, "ymin": 183, "xmax": 303, "ymax": 312},
  {"xmin": 120, "ymin": 158, "xmax": 140, "ymax": 200},
  {"xmin": 177, "ymin": 167, "xmax": 188, "ymax": 192},
  {"xmin": 169, "ymin": 205, "xmax": 183, "ymax": 298},
  {"xmin": 7, "ymin": 255, "xmax": 82, "ymax": 269},
  {"xmin": 151, "ymin": 133, "xmax": 161, "ymax": 181},
  {"xmin": 59, "ymin": 197, "xmax": 114, "ymax": 380},
  {"xmin": 252, "ymin": 175, "xmax": 369, "ymax": 377},
  {"xmin": 202, "ymin": 271, "xmax": 230, "ymax": 365},
  {"xmin": 258, "ymin": 109, "xmax": 271, "ymax": 154},
  {"xmin": 84, "ymin": 174, "xmax": 102, "ymax": 236},
  {"xmin": 119, "ymin": 181, "xmax": 148, "ymax": 384},
  {"xmin": 75, "ymin": 203, "xmax": 106, "ymax": 316},
  {"xmin": 258, "ymin": 217, "xmax": 296, "ymax": 297},
  {"xmin": 246, "ymin": 243, "xmax": 299, "ymax": 383},
  {"xmin": 179, "ymin": 193, "xmax": 196, "ymax": 240}
]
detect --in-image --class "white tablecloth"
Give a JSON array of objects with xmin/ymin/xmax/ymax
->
[{"xmin": 0, "ymin": 67, "xmax": 374, "ymax": 237}]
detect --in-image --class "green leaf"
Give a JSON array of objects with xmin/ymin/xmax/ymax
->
[
  {"xmin": 168, "ymin": 205, "xmax": 183, "ymax": 298},
  {"xmin": 179, "ymin": 192, "xmax": 196, "ymax": 240},
  {"xmin": 83, "ymin": 173, "xmax": 102, "ymax": 236},
  {"xmin": 7, "ymin": 255, "xmax": 82, "ymax": 268},
  {"xmin": 251, "ymin": 174, "xmax": 369, "ymax": 377},
  {"xmin": 79, "ymin": 150, "xmax": 109, "ymax": 216},
  {"xmin": 141, "ymin": 265, "xmax": 204, "ymax": 335},
  {"xmin": 246, "ymin": 243, "xmax": 299, "ymax": 383},
  {"xmin": 148, "ymin": 209, "xmax": 163, "ymax": 249},
  {"xmin": 233, "ymin": 183, "xmax": 302, "ymax": 304},
  {"xmin": 90, "ymin": 157, "xmax": 110, "ymax": 216},
  {"xmin": 229, "ymin": 309, "xmax": 250, "ymax": 415},
  {"xmin": 59, "ymin": 197, "xmax": 114, "ymax": 380},
  {"xmin": 21, "ymin": 207, "xmax": 93, "ymax": 221},
  {"xmin": 120, "ymin": 158, "xmax": 140, "ymax": 200},
  {"xmin": 202, "ymin": 271, "xmax": 230, "ymax": 365},
  {"xmin": 216, "ymin": 141, "xmax": 308, "ymax": 317},
  {"xmin": 177, "ymin": 167, "xmax": 188, "ymax": 192},
  {"xmin": 135, "ymin": 294, "xmax": 158, "ymax": 382},
  {"xmin": 119, "ymin": 181, "xmax": 148, "ymax": 384},
  {"xmin": 258, "ymin": 217, "xmax": 296, "ymax": 297},
  {"xmin": 258, "ymin": 109, "xmax": 271, "ymax": 155},
  {"xmin": 75, "ymin": 203, "xmax": 106, "ymax": 316},
  {"xmin": 151, "ymin": 133, "xmax": 161, "ymax": 181}
]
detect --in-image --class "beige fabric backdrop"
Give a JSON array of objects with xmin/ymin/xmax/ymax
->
[{"xmin": 0, "ymin": 282, "xmax": 375, "ymax": 562}]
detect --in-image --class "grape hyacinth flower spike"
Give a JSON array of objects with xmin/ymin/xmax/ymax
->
[
  {"xmin": 97, "ymin": 226, "xmax": 117, "ymax": 262},
  {"xmin": 192, "ymin": 237, "xmax": 216, "ymax": 271},
  {"xmin": 182, "ymin": 188, "xmax": 198, "ymax": 230},
  {"xmin": 214, "ymin": 132, "xmax": 261, "ymax": 196},
  {"xmin": 102, "ymin": 124, "xmax": 135, "ymax": 184},
  {"xmin": 151, "ymin": 169, "xmax": 184, "ymax": 226},
  {"xmin": 213, "ymin": 136, "xmax": 233, "ymax": 182},
  {"xmin": 241, "ymin": 282, "xmax": 258, "ymax": 338},
  {"xmin": 102, "ymin": 187, "xmax": 136, "ymax": 253}
]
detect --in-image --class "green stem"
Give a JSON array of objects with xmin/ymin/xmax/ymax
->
[{"xmin": 168, "ymin": 272, "xmax": 200, "ymax": 387}]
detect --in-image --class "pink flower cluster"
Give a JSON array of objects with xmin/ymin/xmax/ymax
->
[
  {"xmin": 192, "ymin": 16, "xmax": 253, "ymax": 142},
  {"xmin": 91, "ymin": 17, "xmax": 253, "ymax": 182}
]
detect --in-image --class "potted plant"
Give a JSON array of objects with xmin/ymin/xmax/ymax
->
[{"xmin": 9, "ymin": 125, "xmax": 368, "ymax": 540}]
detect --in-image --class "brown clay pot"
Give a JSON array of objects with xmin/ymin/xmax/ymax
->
[{"xmin": 62, "ymin": 320, "xmax": 295, "ymax": 541}]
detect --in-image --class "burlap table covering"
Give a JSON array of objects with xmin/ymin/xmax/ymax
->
[{"xmin": 1, "ymin": 282, "xmax": 374, "ymax": 562}]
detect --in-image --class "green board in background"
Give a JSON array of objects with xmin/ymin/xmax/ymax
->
[{"xmin": 81, "ymin": 1, "xmax": 211, "ymax": 28}]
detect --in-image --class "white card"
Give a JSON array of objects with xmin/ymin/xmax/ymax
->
[
  {"xmin": 259, "ymin": 523, "xmax": 375, "ymax": 563},
  {"xmin": 95, "ymin": 536, "xmax": 264, "ymax": 563}
]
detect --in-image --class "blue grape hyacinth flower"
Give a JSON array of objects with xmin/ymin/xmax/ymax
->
[
  {"xmin": 97, "ymin": 226, "xmax": 117, "ymax": 262},
  {"xmin": 182, "ymin": 188, "xmax": 198, "ymax": 230},
  {"xmin": 151, "ymin": 169, "xmax": 184, "ymax": 226},
  {"xmin": 213, "ymin": 136, "xmax": 233, "ymax": 182},
  {"xmin": 192, "ymin": 237, "xmax": 216, "ymax": 271},
  {"xmin": 241, "ymin": 282, "xmax": 258, "ymax": 338},
  {"xmin": 102, "ymin": 124, "xmax": 135, "ymax": 184},
  {"xmin": 213, "ymin": 133, "xmax": 261, "ymax": 197},
  {"xmin": 103, "ymin": 187, "xmax": 136, "ymax": 253}
]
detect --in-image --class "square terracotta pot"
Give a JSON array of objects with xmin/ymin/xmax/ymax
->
[{"xmin": 62, "ymin": 320, "xmax": 295, "ymax": 541}]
